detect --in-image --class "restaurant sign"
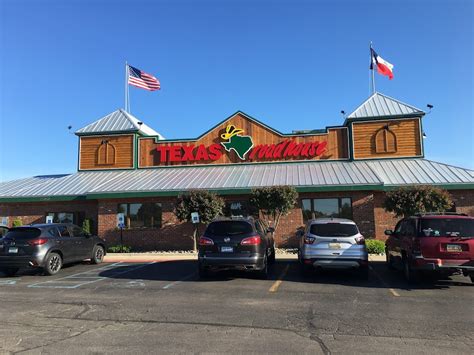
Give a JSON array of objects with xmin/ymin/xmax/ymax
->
[{"xmin": 155, "ymin": 125, "xmax": 328, "ymax": 163}]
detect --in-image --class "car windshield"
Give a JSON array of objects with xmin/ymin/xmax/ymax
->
[
  {"xmin": 4, "ymin": 228, "xmax": 41, "ymax": 239},
  {"xmin": 206, "ymin": 221, "xmax": 253, "ymax": 236},
  {"xmin": 310, "ymin": 223, "xmax": 358, "ymax": 237},
  {"xmin": 420, "ymin": 218, "xmax": 474, "ymax": 237}
]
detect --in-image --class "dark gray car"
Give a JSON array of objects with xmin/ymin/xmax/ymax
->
[
  {"xmin": 0, "ymin": 223, "xmax": 106, "ymax": 276},
  {"xmin": 198, "ymin": 217, "xmax": 275, "ymax": 279}
]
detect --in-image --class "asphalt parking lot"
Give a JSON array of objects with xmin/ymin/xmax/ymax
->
[{"xmin": 0, "ymin": 259, "xmax": 473, "ymax": 354}]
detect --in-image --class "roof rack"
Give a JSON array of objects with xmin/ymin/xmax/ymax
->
[{"xmin": 414, "ymin": 212, "xmax": 468, "ymax": 217}]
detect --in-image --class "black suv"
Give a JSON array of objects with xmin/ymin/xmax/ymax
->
[
  {"xmin": 0, "ymin": 223, "xmax": 107, "ymax": 276},
  {"xmin": 197, "ymin": 217, "xmax": 275, "ymax": 278}
]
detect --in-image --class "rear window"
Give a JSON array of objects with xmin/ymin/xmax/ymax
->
[
  {"xmin": 420, "ymin": 218, "xmax": 474, "ymax": 237},
  {"xmin": 206, "ymin": 221, "xmax": 253, "ymax": 236},
  {"xmin": 310, "ymin": 223, "xmax": 358, "ymax": 237},
  {"xmin": 5, "ymin": 228, "xmax": 41, "ymax": 239}
]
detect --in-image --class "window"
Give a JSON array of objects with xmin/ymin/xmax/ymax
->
[
  {"xmin": 225, "ymin": 201, "xmax": 249, "ymax": 217},
  {"xmin": 301, "ymin": 198, "xmax": 353, "ymax": 221},
  {"xmin": 206, "ymin": 221, "xmax": 253, "ymax": 236},
  {"xmin": 118, "ymin": 203, "xmax": 162, "ymax": 229},
  {"xmin": 375, "ymin": 127, "xmax": 397, "ymax": 154},
  {"xmin": 57, "ymin": 225, "xmax": 71, "ymax": 237},
  {"xmin": 97, "ymin": 140, "xmax": 116, "ymax": 165},
  {"xmin": 69, "ymin": 225, "xmax": 85, "ymax": 237},
  {"xmin": 47, "ymin": 212, "xmax": 74, "ymax": 224}
]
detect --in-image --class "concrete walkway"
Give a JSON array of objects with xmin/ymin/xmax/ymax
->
[{"xmin": 104, "ymin": 252, "xmax": 386, "ymax": 263}]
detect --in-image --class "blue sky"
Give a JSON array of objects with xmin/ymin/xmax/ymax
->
[{"xmin": 1, "ymin": 0, "xmax": 472, "ymax": 181}]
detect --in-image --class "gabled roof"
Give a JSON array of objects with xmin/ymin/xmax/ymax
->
[
  {"xmin": 75, "ymin": 109, "xmax": 165, "ymax": 138},
  {"xmin": 1, "ymin": 159, "xmax": 473, "ymax": 202},
  {"xmin": 345, "ymin": 92, "xmax": 425, "ymax": 122}
]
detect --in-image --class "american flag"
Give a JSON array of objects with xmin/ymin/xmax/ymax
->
[{"xmin": 128, "ymin": 65, "xmax": 161, "ymax": 91}]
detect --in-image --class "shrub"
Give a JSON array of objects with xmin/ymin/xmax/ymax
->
[
  {"xmin": 365, "ymin": 239, "xmax": 385, "ymax": 255},
  {"xmin": 12, "ymin": 218, "xmax": 23, "ymax": 227},
  {"xmin": 383, "ymin": 185, "xmax": 452, "ymax": 218},
  {"xmin": 107, "ymin": 245, "xmax": 132, "ymax": 253},
  {"xmin": 82, "ymin": 218, "xmax": 92, "ymax": 234}
]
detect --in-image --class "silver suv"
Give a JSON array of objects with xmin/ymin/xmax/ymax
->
[{"xmin": 298, "ymin": 218, "xmax": 369, "ymax": 279}]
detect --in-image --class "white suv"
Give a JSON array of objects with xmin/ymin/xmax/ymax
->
[{"xmin": 298, "ymin": 218, "xmax": 369, "ymax": 279}]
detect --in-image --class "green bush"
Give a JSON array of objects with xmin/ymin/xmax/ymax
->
[
  {"xmin": 107, "ymin": 245, "xmax": 132, "ymax": 253},
  {"xmin": 82, "ymin": 218, "xmax": 92, "ymax": 234},
  {"xmin": 383, "ymin": 185, "xmax": 452, "ymax": 217},
  {"xmin": 12, "ymin": 218, "xmax": 23, "ymax": 227},
  {"xmin": 365, "ymin": 239, "xmax": 385, "ymax": 255}
]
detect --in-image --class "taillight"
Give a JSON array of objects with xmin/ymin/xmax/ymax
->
[
  {"xmin": 28, "ymin": 238, "xmax": 48, "ymax": 246},
  {"xmin": 304, "ymin": 235, "xmax": 315, "ymax": 244},
  {"xmin": 199, "ymin": 236, "xmax": 214, "ymax": 246},
  {"xmin": 241, "ymin": 236, "xmax": 261, "ymax": 245},
  {"xmin": 355, "ymin": 236, "xmax": 365, "ymax": 245}
]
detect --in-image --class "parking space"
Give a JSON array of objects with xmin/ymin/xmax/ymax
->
[{"xmin": 0, "ymin": 259, "xmax": 473, "ymax": 353}]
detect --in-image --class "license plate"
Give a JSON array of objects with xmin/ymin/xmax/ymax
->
[
  {"xmin": 446, "ymin": 244, "xmax": 462, "ymax": 252},
  {"xmin": 8, "ymin": 247, "xmax": 18, "ymax": 254},
  {"xmin": 221, "ymin": 246, "xmax": 233, "ymax": 253},
  {"xmin": 329, "ymin": 243, "xmax": 341, "ymax": 249}
]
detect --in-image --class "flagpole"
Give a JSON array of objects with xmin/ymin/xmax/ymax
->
[
  {"xmin": 370, "ymin": 42, "xmax": 376, "ymax": 94},
  {"xmin": 125, "ymin": 61, "xmax": 128, "ymax": 112}
]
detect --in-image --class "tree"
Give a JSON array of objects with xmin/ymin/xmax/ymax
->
[
  {"xmin": 175, "ymin": 190, "xmax": 225, "ymax": 251},
  {"xmin": 12, "ymin": 218, "xmax": 23, "ymax": 227},
  {"xmin": 383, "ymin": 185, "xmax": 452, "ymax": 218},
  {"xmin": 250, "ymin": 186, "xmax": 298, "ymax": 233}
]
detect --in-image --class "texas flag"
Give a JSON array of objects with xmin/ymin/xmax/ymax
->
[{"xmin": 370, "ymin": 47, "xmax": 394, "ymax": 80}]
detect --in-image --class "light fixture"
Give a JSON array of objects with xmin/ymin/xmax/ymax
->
[{"xmin": 422, "ymin": 132, "xmax": 427, "ymax": 139}]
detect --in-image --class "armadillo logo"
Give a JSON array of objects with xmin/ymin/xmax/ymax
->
[{"xmin": 220, "ymin": 125, "xmax": 254, "ymax": 160}]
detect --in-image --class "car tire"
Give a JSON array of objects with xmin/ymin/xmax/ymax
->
[
  {"xmin": 470, "ymin": 274, "xmax": 474, "ymax": 284},
  {"xmin": 257, "ymin": 255, "xmax": 268, "ymax": 279},
  {"xmin": 91, "ymin": 245, "xmax": 105, "ymax": 264},
  {"xmin": 403, "ymin": 257, "xmax": 419, "ymax": 283},
  {"xmin": 1, "ymin": 267, "xmax": 19, "ymax": 277},
  {"xmin": 44, "ymin": 252, "xmax": 63, "ymax": 276},
  {"xmin": 386, "ymin": 250, "xmax": 395, "ymax": 270}
]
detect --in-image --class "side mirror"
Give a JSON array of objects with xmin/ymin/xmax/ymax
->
[
  {"xmin": 267, "ymin": 227, "xmax": 275, "ymax": 234},
  {"xmin": 384, "ymin": 230, "xmax": 394, "ymax": 236}
]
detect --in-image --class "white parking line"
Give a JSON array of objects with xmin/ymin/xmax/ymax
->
[
  {"xmin": 162, "ymin": 272, "xmax": 196, "ymax": 290},
  {"xmin": 27, "ymin": 262, "xmax": 155, "ymax": 289}
]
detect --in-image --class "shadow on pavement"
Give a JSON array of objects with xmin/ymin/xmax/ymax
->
[{"xmin": 95, "ymin": 259, "xmax": 473, "ymax": 290}]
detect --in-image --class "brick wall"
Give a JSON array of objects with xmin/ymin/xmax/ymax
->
[
  {"xmin": 0, "ymin": 201, "xmax": 98, "ymax": 231},
  {"xmin": 98, "ymin": 198, "xmax": 195, "ymax": 251},
  {"xmin": 1, "ymin": 189, "xmax": 472, "ymax": 251},
  {"xmin": 450, "ymin": 190, "xmax": 474, "ymax": 216}
]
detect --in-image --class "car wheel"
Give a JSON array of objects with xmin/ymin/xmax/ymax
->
[
  {"xmin": 257, "ymin": 255, "xmax": 268, "ymax": 279},
  {"xmin": 1, "ymin": 267, "xmax": 19, "ymax": 277},
  {"xmin": 91, "ymin": 245, "xmax": 105, "ymax": 264},
  {"xmin": 44, "ymin": 252, "xmax": 63, "ymax": 276},
  {"xmin": 469, "ymin": 274, "xmax": 474, "ymax": 284},
  {"xmin": 385, "ymin": 250, "xmax": 395, "ymax": 270},
  {"xmin": 403, "ymin": 257, "xmax": 419, "ymax": 283}
]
